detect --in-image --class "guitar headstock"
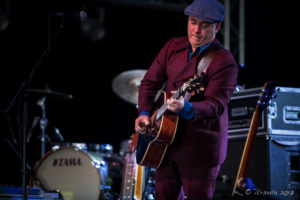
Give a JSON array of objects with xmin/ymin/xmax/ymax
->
[
  {"xmin": 183, "ymin": 72, "xmax": 206, "ymax": 94},
  {"xmin": 257, "ymin": 81, "xmax": 277, "ymax": 112}
]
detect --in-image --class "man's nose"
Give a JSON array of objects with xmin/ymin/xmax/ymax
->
[{"xmin": 195, "ymin": 25, "xmax": 201, "ymax": 33}]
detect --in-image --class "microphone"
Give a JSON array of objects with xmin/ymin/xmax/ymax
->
[
  {"xmin": 54, "ymin": 127, "xmax": 64, "ymax": 142},
  {"xmin": 52, "ymin": 11, "xmax": 88, "ymax": 21},
  {"xmin": 37, "ymin": 96, "xmax": 46, "ymax": 107}
]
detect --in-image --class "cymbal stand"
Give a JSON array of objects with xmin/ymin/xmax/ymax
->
[{"xmin": 37, "ymin": 96, "xmax": 48, "ymax": 157}]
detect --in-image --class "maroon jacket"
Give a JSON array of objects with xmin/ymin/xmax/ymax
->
[{"xmin": 138, "ymin": 36, "xmax": 238, "ymax": 166}]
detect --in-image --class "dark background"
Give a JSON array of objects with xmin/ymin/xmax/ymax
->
[{"xmin": 0, "ymin": 0, "xmax": 297, "ymax": 188}]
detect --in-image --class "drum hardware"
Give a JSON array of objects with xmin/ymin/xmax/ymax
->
[
  {"xmin": 68, "ymin": 142, "xmax": 87, "ymax": 150},
  {"xmin": 142, "ymin": 167, "xmax": 156, "ymax": 200},
  {"xmin": 88, "ymin": 143, "xmax": 114, "ymax": 154},
  {"xmin": 112, "ymin": 69, "xmax": 147, "ymax": 105},
  {"xmin": 34, "ymin": 87, "xmax": 67, "ymax": 157},
  {"xmin": 26, "ymin": 88, "xmax": 73, "ymax": 100},
  {"xmin": 37, "ymin": 95, "xmax": 48, "ymax": 157}
]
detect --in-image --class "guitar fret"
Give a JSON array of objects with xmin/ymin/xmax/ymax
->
[{"xmin": 155, "ymin": 80, "xmax": 196, "ymax": 121}]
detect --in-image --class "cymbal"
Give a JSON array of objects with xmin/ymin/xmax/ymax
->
[
  {"xmin": 112, "ymin": 69, "xmax": 147, "ymax": 105},
  {"xmin": 26, "ymin": 88, "xmax": 73, "ymax": 100}
]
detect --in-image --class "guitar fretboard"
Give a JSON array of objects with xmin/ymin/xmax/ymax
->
[
  {"xmin": 120, "ymin": 152, "xmax": 137, "ymax": 199},
  {"xmin": 154, "ymin": 74, "xmax": 204, "ymax": 121},
  {"xmin": 155, "ymin": 86, "xmax": 184, "ymax": 121}
]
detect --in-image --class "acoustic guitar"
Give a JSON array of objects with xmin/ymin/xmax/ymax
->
[
  {"xmin": 232, "ymin": 81, "xmax": 277, "ymax": 197},
  {"xmin": 136, "ymin": 72, "xmax": 206, "ymax": 168}
]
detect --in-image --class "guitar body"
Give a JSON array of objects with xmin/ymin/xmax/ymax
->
[{"xmin": 136, "ymin": 92, "xmax": 179, "ymax": 168}]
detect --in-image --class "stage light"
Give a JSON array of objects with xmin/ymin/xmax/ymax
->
[
  {"xmin": 81, "ymin": 7, "xmax": 106, "ymax": 42},
  {"xmin": 0, "ymin": 8, "xmax": 9, "ymax": 31}
]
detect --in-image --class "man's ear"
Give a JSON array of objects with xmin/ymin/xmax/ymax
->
[{"xmin": 215, "ymin": 22, "xmax": 222, "ymax": 33}]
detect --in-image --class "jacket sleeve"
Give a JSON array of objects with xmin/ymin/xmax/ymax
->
[
  {"xmin": 137, "ymin": 38, "xmax": 176, "ymax": 114},
  {"xmin": 191, "ymin": 49, "xmax": 238, "ymax": 120}
]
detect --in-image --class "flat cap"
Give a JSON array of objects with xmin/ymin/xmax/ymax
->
[{"xmin": 184, "ymin": 0, "xmax": 225, "ymax": 23}]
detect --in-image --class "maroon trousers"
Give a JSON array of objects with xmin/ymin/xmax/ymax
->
[{"xmin": 155, "ymin": 160, "xmax": 220, "ymax": 200}]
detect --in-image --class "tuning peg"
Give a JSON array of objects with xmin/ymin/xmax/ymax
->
[
  {"xmin": 195, "ymin": 82, "xmax": 201, "ymax": 88},
  {"xmin": 187, "ymin": 86, "xmax": 193, "ymax": 92}
]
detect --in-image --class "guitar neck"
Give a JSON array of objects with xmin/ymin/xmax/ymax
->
[
  {"xmin": 155, "ymin": 73, "xmax": 206, "ymax": 121},
  {"xmin": 232, "ymin": 105, "xmax": 262, "ymax": 196},
  {"xmin": 156, "ymin": 88, "xmax": 183, "ymax": 120},
  {"xmin": 119, "ymin": 152, "xmax": 137, "ymax": 199},
  {"xmin": 119, "ymin": 133, "xmax": 140, "ymax": 200}
]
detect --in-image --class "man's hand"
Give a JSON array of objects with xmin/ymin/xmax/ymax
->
[
  {"xmin": 135, "ymin": 115, "xmax": 150, "ymax": 134},
  {"xmin": 167, "ymin": 91, "xmax": 184, "ymax": 112}
]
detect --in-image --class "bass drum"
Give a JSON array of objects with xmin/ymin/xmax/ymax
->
[{"xmin": 30, "ymin": 145, "xmax": 111, "ymax": 200}]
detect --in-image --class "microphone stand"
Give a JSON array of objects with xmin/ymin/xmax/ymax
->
[{"xmin": 3, "ymin": 14, "xmax": 65, "ymax": 200}]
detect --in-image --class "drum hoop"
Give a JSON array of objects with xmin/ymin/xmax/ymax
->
[{"xmin": 29, "ymin": 146, "xmax": 102, "ymax": 200}]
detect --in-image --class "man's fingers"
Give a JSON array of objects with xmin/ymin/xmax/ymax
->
[
  {"xmin": 135, "ymin": 115, "xmax": 150, "ymax": 134},
  {"xmin": 144, "ymin": 119, "xmax": 150, "ymax": 126},
  {"xmin": 167, "ymin": 96, "xmax": 184, "ymax": 112}
]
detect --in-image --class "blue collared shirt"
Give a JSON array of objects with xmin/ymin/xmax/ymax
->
[{"xmin": 187, "ymin": 42, "xmax": 211, "ymax": 61}]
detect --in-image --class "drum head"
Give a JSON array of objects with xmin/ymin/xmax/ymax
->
[{"xmin": 32, "ymin": 147, "xmax": 104, "ymax": 200}]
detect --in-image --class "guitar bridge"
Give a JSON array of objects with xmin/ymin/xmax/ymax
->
[{"xmin": 145, "ymin": 127, "xmax": 157, "ymax": 138}]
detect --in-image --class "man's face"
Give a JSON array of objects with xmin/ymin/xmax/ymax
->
[{"xmin": 187, "ymin": 16, "xmax": 221, "ymax": 52}]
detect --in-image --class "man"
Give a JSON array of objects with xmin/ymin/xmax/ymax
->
[{"xmin": 135, "ymin": 0, "xmax": 238, "ymax": 199}]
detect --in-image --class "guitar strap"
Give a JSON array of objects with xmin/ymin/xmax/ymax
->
[
  {"xmin": 185, "ymin": 45, "xmax": 223, "ymax": 100},
  {"xmin": 196, "ymin": 39, "xmax": 224, "ymax": 73},
  {"xmin": 196, "ymin": 49, "xmax": 219, "ymax": 73}
]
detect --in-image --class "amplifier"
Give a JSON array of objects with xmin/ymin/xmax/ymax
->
[
  {"xmin": 228, "ymin": 86, "xmax": 300, "ymax": 137},
  {"xmin": 228, "ymin": 87, "xmax": 267, "ymax": 137}
]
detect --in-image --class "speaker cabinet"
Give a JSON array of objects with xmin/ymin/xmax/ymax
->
[
  {"xmin": 214, "ymin": 133, "xmax": 269, "ymax": 199},
  {"xmin": 214, "ymin": 134, "xmax": 300, "ymax": 200},
  {"xmin": 268, "ymin": 134, "xmax": 300, "ymax": 200}
]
